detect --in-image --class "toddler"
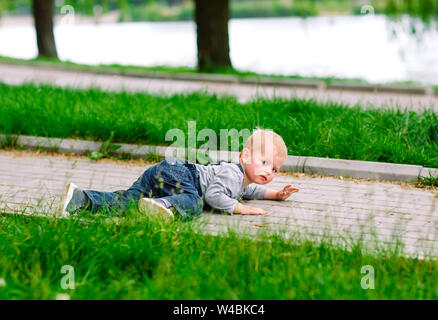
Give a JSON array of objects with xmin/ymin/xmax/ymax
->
[{"xmin": 57, "ymin": 129, "xmax": 299, "ymax": 219}]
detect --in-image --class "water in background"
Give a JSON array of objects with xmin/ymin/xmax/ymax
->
[{"xmin": 0, "ymin": 15, "xmax": 437, "ymax": 85}]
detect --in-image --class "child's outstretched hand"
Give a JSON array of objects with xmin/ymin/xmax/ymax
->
[
  {"xmin": 234, "ymin": 203, "xmax": 267, "ymax": 215},
  {"xmin": 276, "ymin": 185, "xmax": 299, "ymax": 200}
]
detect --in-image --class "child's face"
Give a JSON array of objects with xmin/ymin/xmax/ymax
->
[{"xmin": 242, "ymin": 147, "xmax": 284, "ymax": 185}]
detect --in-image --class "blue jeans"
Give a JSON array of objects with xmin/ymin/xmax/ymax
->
[{"xmin": 83, "ymin": 158, "xmax": 204, "ymax": 220}]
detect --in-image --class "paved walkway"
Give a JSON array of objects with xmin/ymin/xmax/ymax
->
[
  {"xmin": 1, "ymin": 151, "xmax": 437, "ymax": 259},
  {"xmin": 0, "ymin": 63, "xmax": 437, "ymax": 113}
]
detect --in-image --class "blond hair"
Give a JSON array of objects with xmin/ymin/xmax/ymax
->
[{"xmin": 243, "ymin": 129, "xmax": 287, "ymax": 160}]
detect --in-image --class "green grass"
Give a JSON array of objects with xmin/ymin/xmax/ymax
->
[
  {"xmin": 418, "ymin": 170, "xmax": 438, "ymax": 188},
  {"xmin": 0, "ymin": 208, "xmax": 437, "ymax": 299},
  {"xmin": 0, "ymin": 82, "xmax": 437, "ymax": 168}
]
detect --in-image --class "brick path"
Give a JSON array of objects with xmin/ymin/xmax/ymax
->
[
  {"xmin": 1, "ymin": 151, "xmax": 437, "ymax": 259},
  {"xmin": 0, "ymin": 63, "xmax": 437, "ymax": 113}
]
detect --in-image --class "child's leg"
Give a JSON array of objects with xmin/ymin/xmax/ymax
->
[
  {"xmin": 58, "ymin": 182, "xmax": 141, "ymax": 216},
  {"xmin": 140, "ymin": 158, "xmax": 204, "ymax": 220},
  {"xmin": 82, "ymin": 188, "xmax": 142, "ymax": 213},
  {"xmin": 78, "ymin": 162, "xmax": 162, "ymax": 214},
  {"xmin": 161, "ymin": 193, "xmax": 203, "ymax": 220},
  {"xmin": 72, "ymin": 158, "xmax": 203, "ymax": 218}
]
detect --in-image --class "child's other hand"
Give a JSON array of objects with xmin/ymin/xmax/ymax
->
[
  {"xmin": 234, "ymin": 203, "xmax": 267, "ymax": 215},
  {"xmin": 277, "ymin": 185, "xmax": 299, "ymax": 200}
]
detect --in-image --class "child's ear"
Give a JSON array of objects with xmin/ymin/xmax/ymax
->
[{"xmin": 241, "ymin": 148, "xmax": 251, "ymax": 164}]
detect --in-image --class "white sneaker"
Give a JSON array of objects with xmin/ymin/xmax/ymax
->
[
  {"xmin": 138, "ymin": 198, "xmax": 174, "ymax": 220},
  {"xmin": 56, "ymin": 182, "xmax": 79, "ymax": 217}
]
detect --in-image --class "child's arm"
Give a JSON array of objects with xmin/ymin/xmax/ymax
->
[
  {"xmin": 233, "ymin": 185, "xmax": 300, "ymax": 215},
  {"xmin": 204, "ymin": 166, "xmax": 255, "ymax": 215},
  {"xmin": 263, "ymin": 185, "xmax": 299, "ymax": 200},
  {"xmin": 233, "ymin": 202, "xmax": 267, "ymax": 215}
]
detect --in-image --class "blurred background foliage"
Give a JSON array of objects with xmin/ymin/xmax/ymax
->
[{"xmin": 1, "ymin": 0, "xmax": 437, "ymax": 22}]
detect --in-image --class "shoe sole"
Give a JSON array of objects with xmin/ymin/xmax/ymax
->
[
  {"xmin": 56, "ymin": 182, "xmax": 78, "ymax": 217},
  {"xmin": 138, "ymin": 198, "xmax": 174, "ymax": 220}
]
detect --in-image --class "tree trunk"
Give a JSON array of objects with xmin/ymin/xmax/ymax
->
[
  {"xmin": 194, "ymin": 0, "xmax": 232, "ymax": 72},
  {"xmin": 33, "ymin": 0, "xmax": 58, "ymax": 58}
]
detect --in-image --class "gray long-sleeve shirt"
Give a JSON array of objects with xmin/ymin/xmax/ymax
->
[{"xmin": 194, "ymin": 162, "xmax": 268, "ymax": 214}]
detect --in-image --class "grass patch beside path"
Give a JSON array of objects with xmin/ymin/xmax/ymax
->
[
  {"xmin": 0, "ymin": 210, "xmax": 437, "ymax": 299},
  {"xmin": 1, "ymin": 82, "xmax": 437, "ymax": 168}
]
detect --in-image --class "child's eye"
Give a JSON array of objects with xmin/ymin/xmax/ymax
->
[{"xmin": 272, "ymin": 168, "xmax": 277, "ymax": 173}]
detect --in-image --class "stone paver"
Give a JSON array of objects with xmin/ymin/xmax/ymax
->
[
  {"xmin": 1, "ymin": 151, "xmax": 437, "ymax": 259},
  {"xmin": 0, "ymin": 63, "xmax": 437, "ymax": 113}
]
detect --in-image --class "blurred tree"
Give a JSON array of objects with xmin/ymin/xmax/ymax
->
[
  {"xmin": 165, "ymin": 0, "xmax": 183, "ymax": 5},
  {"xmin": 194, "ymin": 0, "xmax": 232, "ymax": 71},
  {"xmin": 0, "ymin": 1, "xmax": 8, "ymax": 21},
  {"xmin": 118, "ymin": 0, "xmax": 130, "ymax": 21},
  {"xmin": 33, "ymin": 0, "xmax": 58, "ymax": 58},
  {"xmin": 381, "ymin": 0, "xmax": 438, "ymax": 20}
]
